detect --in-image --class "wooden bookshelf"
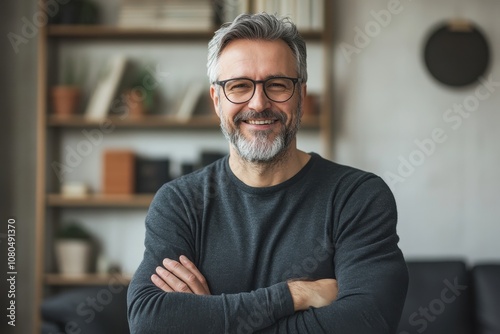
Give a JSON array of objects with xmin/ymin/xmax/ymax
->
[
  {"xmin": 35, "ymin": 1, "xmax": 333, "ymax": 332},
  {"xmin": 47, "ymin": 193, "xmax": 154, "ymax": 208}
]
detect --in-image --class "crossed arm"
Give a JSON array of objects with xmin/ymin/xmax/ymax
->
[
  {"xmin": 151, "ymin": 255, "xmax": 338, "ymax": 311},
  {"xmin": 128, "ymin": 176, "xmax": 408, "ymax": 333}
]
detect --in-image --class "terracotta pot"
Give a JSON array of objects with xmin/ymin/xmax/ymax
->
[
  {"xmin": 55, "ymin": 239, "xmax": 92, "ymax": 275},
  {"xmin": 51, "ymin": 86, "xmax": 81, "ymax": 117},
  {"xmin": 124, "ymin": 89, "xmax": 147, "ymax": 118}
]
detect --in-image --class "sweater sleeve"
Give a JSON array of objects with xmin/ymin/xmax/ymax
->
[
  {"xmin": 127, "ymin": 183, "xmax": 295, "ymax": 334},
  {"xmin": 255, "ymin": 176, "xmax": 409, "ymax": 334}
]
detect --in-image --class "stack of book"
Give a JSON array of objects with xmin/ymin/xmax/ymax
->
[
  {"xmin": 214, "ymin": 0, "xmax": 249, "ymax": 25},
  {"xmin": 102, "ymin": 150, "xmax": 173, "ymax": 194},
  {"xmin": 118, "ymin": 0, "xmax": 214, "ymax": 31},
  {"xmin": 254, "ymin": 0, "xmax": 324, "ymax": 31}
]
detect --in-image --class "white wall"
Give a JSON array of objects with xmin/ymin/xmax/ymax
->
[{"xmin": 332, "ymin": 0, "xmax": 500, "ymax": 263}]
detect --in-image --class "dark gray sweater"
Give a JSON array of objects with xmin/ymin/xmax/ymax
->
[{"xmin": 127, "ymin": 153, "xmax": 408, "ymax": 333}]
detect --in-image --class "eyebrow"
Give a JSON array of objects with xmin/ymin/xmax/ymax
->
[{"xmin": 225, "ymin": 73, "xmax": 294, "ymax": 80}]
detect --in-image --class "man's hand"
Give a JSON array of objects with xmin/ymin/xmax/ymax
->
[
  {"xmin": 288, "ymin": 279, "xmax": 338, "ymax": 311},
  {"xmin": 151, "ymin": 255, "xmax": 211, "ymax": 295}
]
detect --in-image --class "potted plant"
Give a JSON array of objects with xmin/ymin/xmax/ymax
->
[
  {"xmin": 55, "ymin": 222, "xmax": 93, "ymax": 276},
  {"xmin": 122, "ymin": 65, "xmax": 156, "ymax": 118},
  {"xmin": 50, "ymin": 57, "xmax": 86, "ymax": 118}
]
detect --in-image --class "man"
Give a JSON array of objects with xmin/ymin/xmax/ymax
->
[{"xmin": 127, "ymin": 13, "xmax": 408, "ymax": 333}]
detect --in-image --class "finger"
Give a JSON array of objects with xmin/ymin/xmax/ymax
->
[
  {"xmin": 179, "ymin": 255, "xmax": 210, "ymax": 294},
  {"xmin": 151, "ymin": 273, "xmax": 174, "ymax": 292},
  {"xmin": 156, "ymin": 264, "xmax": 193, "ymax": 293}
]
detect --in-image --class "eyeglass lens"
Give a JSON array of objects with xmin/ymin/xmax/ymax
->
[{"xmin": 224, "ymin": 78, "xmax": 296, "ymax": 103}]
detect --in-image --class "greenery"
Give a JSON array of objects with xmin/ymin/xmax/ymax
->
[
  {"xmin": 128, "ymin": 65, "xmax": 156, "ymax": 111},
  {"xmin": 56, "ymin": 223, "xmax": 92, "ymax": 240},
  {"xmin": 59, "ymin": 56, "xmax": 87, "ymax": 86}
]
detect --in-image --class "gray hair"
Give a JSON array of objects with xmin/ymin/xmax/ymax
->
[{"xmin": 207, "ymin": 12, "xmax": 307, "ymax": 84}]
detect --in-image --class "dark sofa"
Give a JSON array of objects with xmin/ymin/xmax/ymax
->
[
  {"xmin": 41, "ymin": 261, "xmax": 500, "ymax": 333},
  {"xmin": 397, "ymin": 261, "xmax": 500, "ymax": 334},
  {"xmin": 41, "ymin": 285, "xmax": 129, "ymax": 334}
]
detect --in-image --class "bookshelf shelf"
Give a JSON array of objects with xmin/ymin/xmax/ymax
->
[
  {"xmin": 47, "ymin": 114, "xmax": 321, "ymax": 129},
  {"xmin": 44, "ymin": 273, "xmax": 132, "ymax": 286},
  {"xmin": 47, "ymin": 114, "xmax": 219, "ymax": 128},
  {"xmin": 47, "ymin": 193, "xmax": 154, "ymax": 208},
  {"xmin": 47, "ymin": 25, "xmax": 216, "ymax": 39},
  {"xmin": 47, "ymin": 25, "xmax": 323, "ymax": 40}
]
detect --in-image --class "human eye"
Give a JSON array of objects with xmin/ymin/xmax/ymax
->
[
  {"xmin": 266, "ymin": 79, "xmax": 290, "ymax": 91},
  {"xmin": 226, "ymin": 79, "xmax": 253, "ymax": 92}
]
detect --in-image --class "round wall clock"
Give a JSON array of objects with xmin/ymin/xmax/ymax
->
[{"xmin": 424, "ymin": 21, "xmax": 490, "ymax": 87}]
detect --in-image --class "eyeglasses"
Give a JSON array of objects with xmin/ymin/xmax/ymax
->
[{"xmin": 214, "ymin": 77, "xmax": 301, "ymax": 104}]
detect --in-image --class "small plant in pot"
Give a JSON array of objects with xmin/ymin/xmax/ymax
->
[
  {"xmin": 51, "ymin": 57, "xmax": 86, "ymax": 118},
  {"xmin": 121, "ymin": 65, "xmax": 156, "ymax": 118},
  {"xmin": 55, "ymin": 222, "xmax": 93, "ymax": 276}
]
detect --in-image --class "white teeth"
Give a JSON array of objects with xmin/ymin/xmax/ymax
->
[{"xmin": 247, "ymin": 120, "xmax": 275, "ymax": 125}]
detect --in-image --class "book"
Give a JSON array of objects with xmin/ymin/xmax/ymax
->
[
  {"xmin": 310, "ymin": 0, "xmax": 324, "ymax": 31},
  {"xmin": 280, "ymin": 0, "xmax": 294, "ymax": 18},
  {"xmin": 254, "ymin": 0, "xmax": 265, "ymax": 13},
  {"xmin": 135, "ymin": 158, "xmax": 171, "ymax": 193},
  {"xmin": 176, "ymin": 81, "xmax": 206, "ymax": 122},
  {"xmin": 295, "ymin": 0, "xmax": 311, "ymax": 30},
  {"xmin": 103, "ymin": 150, "xmax": 135, "ymax": 194},
  {"xmin": 220, "ymin": 0, "xmax": 249, "ymax": 23},
  {"xmin": 118, "ymin": 0, "xmax": 214, "ymax": 29},
  {"xmin": 266, "ymin": 0, "xmax": 279, "ymax": 14},
  {"xmin": 85, "ymin": 56, "xmax": 127, "ymax": 120}
]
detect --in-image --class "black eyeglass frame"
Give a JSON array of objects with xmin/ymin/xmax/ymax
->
[{"xmin": 213, "ymin": 76, "xmax": 302, "ymax": 104}]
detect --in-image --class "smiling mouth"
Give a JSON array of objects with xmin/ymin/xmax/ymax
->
[{"xmin": 244, "ymin": 119, "xmax": 278, "ymax": 125}]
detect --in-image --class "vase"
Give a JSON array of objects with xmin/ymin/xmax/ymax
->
[
  {"xmin": 55, "ymin": 239, "xmax": 92, "ymax": 275},
  {"xmin": 124, "ymin": 89, "xmax": 147, "ymax": 118},
  {"xmin": 51, "ymin": 86, "xmax": 81, "ymax": 118}
]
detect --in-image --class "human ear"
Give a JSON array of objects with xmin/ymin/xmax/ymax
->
[
  {"xmin": 299, "ymin": 84, "xmax": 307, "ymax": 117},
  {"xmin": 301, "ymin": 83, "xmax": 307, "ymax": 100},
  {"xmin": 210, "ymin": 85, "xmax": 221, "ymax": 117}
]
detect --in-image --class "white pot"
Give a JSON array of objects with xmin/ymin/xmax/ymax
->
[{"xmin": 55, "ymin": 240, "xmax": 92, "ymax": 275}]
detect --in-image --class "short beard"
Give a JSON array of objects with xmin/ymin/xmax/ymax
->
[{"xmin": 219, "ymin": 101, "xmax": 302, "ymax": 164}]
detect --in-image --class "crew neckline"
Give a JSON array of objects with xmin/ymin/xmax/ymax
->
[{"xmin": 224, "ymin": 152, "xmax": 319, "ymax": 195}]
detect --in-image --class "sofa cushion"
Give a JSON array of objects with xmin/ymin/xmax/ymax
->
[
  {"xmin": 472, "ymin": 264, "xmax": 500, "ymax": 334},
  {"xmin": 41, "ymin": 285, "xmax": 129, "ymax": 334},
  {"xmin": 397, "ymin": 260, "xmax": 473, "ymax": 334},
  {"xmin": 41, "ymin": 321, "xmax": 63, "ymax": 334}
]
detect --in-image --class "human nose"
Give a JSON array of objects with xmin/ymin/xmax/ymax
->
[{"xmin": 247, "ymin": 82, "xmax": 271, "ymax": 112}]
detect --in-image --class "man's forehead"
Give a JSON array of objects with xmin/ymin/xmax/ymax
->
[
  {"xmin": 218, "ymin": 39, "xmax": 296, "ymax": 73},
  {"xmin": 219, "ymin": 39, "xmax": 291, "ymax": 57}
]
